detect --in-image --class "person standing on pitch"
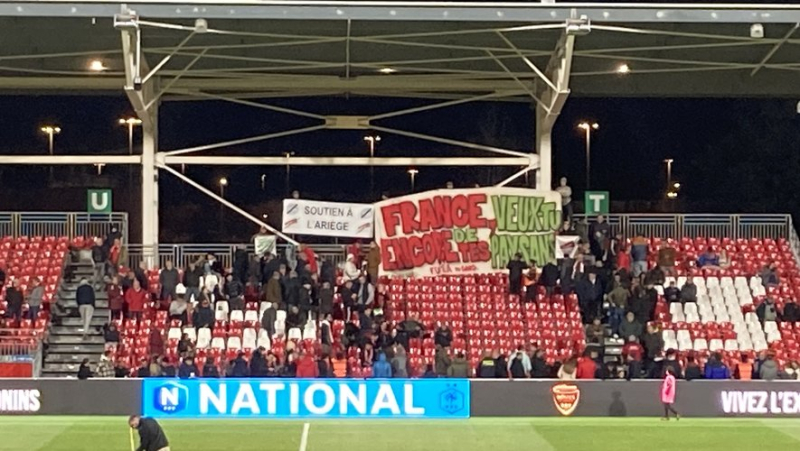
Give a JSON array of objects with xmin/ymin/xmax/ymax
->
[
  {"xmin": 660, "ymin": 367, "xmax": 680, "ymax": 421},
  {"xmin": 129, "ymin": 415, "xmax": 170, "ymax": 451}
]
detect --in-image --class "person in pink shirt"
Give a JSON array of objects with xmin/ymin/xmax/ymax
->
[{"xmin": 661, "ymin": 367, "xmax": 680, "ymax": 421}]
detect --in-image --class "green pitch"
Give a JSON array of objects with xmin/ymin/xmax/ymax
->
[{"xmin": 1, "ymin": 417, "xmax": 800, "ymax": 451}]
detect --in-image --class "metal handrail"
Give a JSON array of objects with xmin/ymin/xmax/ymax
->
[{"xmin": 0, "ymin": 212, "xmax": 128, "ymax": 245}]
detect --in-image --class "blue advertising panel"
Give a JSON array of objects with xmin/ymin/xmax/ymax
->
[{"xmin": 142, "ymin": 379, "xmax": 470, "ymax": 419}]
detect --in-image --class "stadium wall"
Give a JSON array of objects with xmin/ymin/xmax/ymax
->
[{"xmin": 1, "ymin": 379, "xmax": 800, "ymax": 418}]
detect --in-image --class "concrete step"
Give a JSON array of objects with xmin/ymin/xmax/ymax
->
[
  {"xmin": 59, "ymin": 317, "xmax": 108, "ymax": 328},
  {"xmin": 41, "ymin": 363, "xmax": 83, "ymax": 374},
  {"xmin": 45, "ymin": 353, "xmax": 100, "ymax": 364},
  {"xmin": 49, "ymin": 334, "xmax": 104, "ymax": 345},
  {"xmin": 59, "ymin": 299, "xmax": 110, "ymax": 309},
  {"xmin": 50, "ymin": 325, "xmax": 107, "ymax": 336},
  {"xmin": 48, "ymin": 343, "xmax": 105, "ymax": 354},
  {"xmin": 59, "ymin": 285, "xmax": 108, "ymax": 298}
]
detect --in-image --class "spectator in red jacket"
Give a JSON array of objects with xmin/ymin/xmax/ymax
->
[
  {"xmin": 125, "ymin": 279, "xmax": 148, "ymax": 321},
  {"xmin": 622, "ymin": 335, "xmax": 644, "ymax": 362},
  {"xmin": 576, "ymin": 350, "xmax": 598, "ymax": 379},
  {"xmin": 300, "ymin": 245, "xmax": 318, "ymax": 275},
  {"xmin": 107, "ymin": 276, "xmax": 124, "ymax": 321},
  {"xmin": 295, "ymin": 351, "xmax": 319, "ymax": 378}
]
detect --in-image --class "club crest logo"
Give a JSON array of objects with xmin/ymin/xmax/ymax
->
[{"xmin": 551, "ymin": 383, "xmax": 580, "ymax": 416}]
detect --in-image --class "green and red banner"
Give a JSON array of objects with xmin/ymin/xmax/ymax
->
[{"xmin": 375, "ymin": 188, "xmax": 562, "ymax": 277}]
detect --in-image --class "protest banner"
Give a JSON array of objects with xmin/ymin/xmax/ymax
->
[
  {"xmin": 555, "ymin": 235, "xmax": 581, "ymax": 259},
  {"xmin": 375, "ymin": 188, "xmax": 561, "ymax": 276},
  {"xmin": 282, "ymin": 199, "xmax": 374, "ymax": 238}
]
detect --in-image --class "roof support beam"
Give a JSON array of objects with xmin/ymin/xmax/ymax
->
[
  {"xmin": 163, "ymin": 155, "xmax": 532, "ymax": 166},
  {"xmin": 158, "ymin": 164, "xmax": 299, "ymax": 245},
  {"xmin": 751, "ymin": 23, "xmax": 799, "ymax": 77},
  {"xmin": 534, "ymin": 29, "xmax": 576, "ymax": 190},
  {"xmin": 118, "ymin": 13, "xmax": 157, "ymax": 129},
  {"xmin": 0, "ymin": 155, "xmax": 141, "ymax": 164}
]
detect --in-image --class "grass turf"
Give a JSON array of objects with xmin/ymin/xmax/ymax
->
[{"xmin": 1, "ymin": 417, "xmax": 799, "ymax": 451}]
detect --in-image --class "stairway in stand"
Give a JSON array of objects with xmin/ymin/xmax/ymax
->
[{"xmin": 42, "ymin": 261, "xmax": 109, "ymax": 377}]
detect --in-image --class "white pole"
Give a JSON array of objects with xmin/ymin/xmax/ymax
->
[{"xmin": 159, "ymin": 165, "xmax": 299, "ymax": 245}]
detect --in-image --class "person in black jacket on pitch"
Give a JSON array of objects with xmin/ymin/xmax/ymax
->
[{"xmin": 129, "ymin": 415, "xmax": 170, "ymax": 451}]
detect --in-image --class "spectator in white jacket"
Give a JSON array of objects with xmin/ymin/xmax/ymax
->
[{"xmin": 343, "ymin": 254, "xmax": 360, "ymax": 281}]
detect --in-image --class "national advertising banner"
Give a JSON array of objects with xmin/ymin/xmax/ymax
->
[
  {"xmin": 375, "ymin": 188, "xmax": 562, "ymax": 277},
  {"xmin": 282, "ymin": 199, "xmax": 374, "ymax": 239},
  {"xmin": 142, "ymin": 378, "xmax": 470, "ymax": 419}
]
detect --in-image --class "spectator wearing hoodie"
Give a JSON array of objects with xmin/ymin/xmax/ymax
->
[
  {"xmin": 230, "ymin": 353, "xmax": 250, "ymax": 377},
  {"xmin": 508, "ymin": 350, "xmax": 528, "ymax": 380},
  {"xmin": 192, "ymin": 298, "xmax": 214, "ymax": 330},
  {"xmin": 434, "ymin": 324, "xmax": 453, "ymax": 348},
  {"xmin": 684, "ymin": 355, "xmax": 702, "ymax": 381},
  {"xmin": 372, "ymin": 352, "xmax": 392, "ymax": 378},
  {"xmin": 506, "ymin": 345, "xmax": 532, "ymax": 376},
  {"xmin": 343, "ymin": 254, "xmax": 360, "ymax": 282},
  {"xmin": 178, "ymin": 356, "xmax": 199, "ymax": 379},
  {"xmin": 77, "ymin": 358, "xmax": 92, "ymax": 380},
  {"xmin": 95, "ymin": 351, "xmax": 116, "ymax": 378},
  {"xmin": 759, "ymin": 352, "xmax": 779, "ymax": 381},
  {"xmin": 295, "ymin": 351, "xmax": 319, "ymax": 378},
  {"xmin": 576, "ymin": 350, "xmax": 598, "ymax": 379},
  {"xmin": 107, "ymin": 276, "xmax": 124, "ymax": 321},
  {"xmin": 249, "ymin": 348, "xmax": 269, "ymax": 377},
  {"xmin": 434, "ymin": 345, "xmax": 451, "ymax": 377},
  {"xmin": 26, "ymin": 278, "xmax": 43, "ymax": 321},
  {"xmin": 558, "ymin": 358, "xmax": 577, "ymax": 380},
  {"xmin": 203, "ymin": 361, "xmax": 220, "ymax": 378},
  {"xmin": 477, "ymin": 351, "xmax": 497, "ymax": 378},
  {"xmin": 391, "ymin": 345, "xmax": 409, "ymax": 378},
  {"xmin": 159, "ymin": 260, "xmax": 180, "ymax": 301},
  {"xmin": 76, "ymin": 278, "xmax": 95, "ymax": 339},
  {"xmin": 680, "ymin": 279, "xmax": 697, "ymax": 303},
  {"xmin": 530, "ymin": 349, "xmax": 550, "ymax": 378},
  {"xmin": 630, "ymin": 235, "xmax": 649, "ymax": 277},
  {"xmin": 704, "ymin": 352, "xmax": 731, "ymax": 380},
  {"xmin": 125, "ymin": 279, "xmax": 147, "ymax": 321},
  {"xmin": 756, "ymin": 297, "xmax": 781, "ymax": 326},
  {"xmin": 619, "ymin": 312, "xmax": 644, "ymax": 340},
  {"xmin": 734, "ymin": 354, "xmax": 753, "ymax": 381},
  {"xmin": 365, "ymin": 241, "xmax": 381, "ymax": 284},
  {"xmin": 447, "ymin": 352, "xmax": 470, "ymax": 378},
  {"xmin": 661, "ymin": 349, "xmax": 683, "ymax": 379}
]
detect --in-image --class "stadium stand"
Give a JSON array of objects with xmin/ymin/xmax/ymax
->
[
  {"xmin": 0, "ymin": 235, "xmax": 65, "ymax": 326},
  {"xmin": 47, "ymin": 232, "xmax": 800, "ymax": 379}
]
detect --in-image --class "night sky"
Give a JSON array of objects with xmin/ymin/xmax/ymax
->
[{"xmin": 0, "ymin": 94, "xmax": 798, "ymax": 242}]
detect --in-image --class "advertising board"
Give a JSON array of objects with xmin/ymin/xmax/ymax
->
[{"xmin": 142, "ymin": 378, "xmax": 470, "ymax": 419}]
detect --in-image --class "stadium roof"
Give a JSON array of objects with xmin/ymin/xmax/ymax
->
[{"xmin": 3, "ymin": 2, "xmax": 800, "ymax": 99}]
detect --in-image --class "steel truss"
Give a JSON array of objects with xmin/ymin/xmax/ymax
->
[{"xmin": 8, "ymin": 4, "xmax": 790, "ymax": 262}]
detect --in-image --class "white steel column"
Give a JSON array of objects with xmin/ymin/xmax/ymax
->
[
  {"xmin": 535, "ymin": 106, "xmax": 553, "ymax": 190},
  {"xmin": 141, "ymin": 103, "xmax": 159, "ymax": 267},
  {"xmin": 534, "ymin": 28, "xmax": 576, "ymax": 190}
]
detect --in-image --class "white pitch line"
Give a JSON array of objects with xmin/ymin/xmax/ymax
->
[{"xmin": 298, "ymin": 422, "xmax": 310, "ymax": 451}]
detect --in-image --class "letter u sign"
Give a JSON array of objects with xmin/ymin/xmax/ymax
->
[{"xmin": 87, "ymin": 189, "xmax": 112, "ymax": 213}]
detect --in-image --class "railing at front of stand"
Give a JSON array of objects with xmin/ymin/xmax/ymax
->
[
  {"xmin": 574, "ymin": 213, "xmax": 791, "ymax": 240},
  {"xmin": 0, "ymin": 212, "xmax": 128, "ymax": 244},
  {"xmin": 126, "ymin": 243, "xmax": 348, "ymax": 269},
  {"xmin": 122, "ymin": 214, "xmax": 793, "ymax": 269}
]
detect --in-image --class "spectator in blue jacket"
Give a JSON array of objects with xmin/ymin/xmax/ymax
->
[
  {"xmin": 697, "ymin": 248, "xmax": 721, "ymax": 270},
  {"xmin": 372, "ymin": 352, "xmax": 392, "ymax": 378},
  {"xmin": 704, "ymin": 352, "xmax": 731, "ymax": 379}
]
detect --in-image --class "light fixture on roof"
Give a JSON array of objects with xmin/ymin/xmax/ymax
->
[
  {"xmin": 750, "ymin": 24, "xmax": 764, "ymax": 39},
  {"xmin": 616, "ymin": 63, "xmax": 630, "ymax": 74},
  {"xmin": 89, "ymin": 60, "xmax": 108, "ymax": 72},
  {"xmin": 565, "ymin": 16, "xmax": 591, "ymax": 36},
  {"xmin": 378, "ymin": 67, "xmax": 397, "ymax": 74}
]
